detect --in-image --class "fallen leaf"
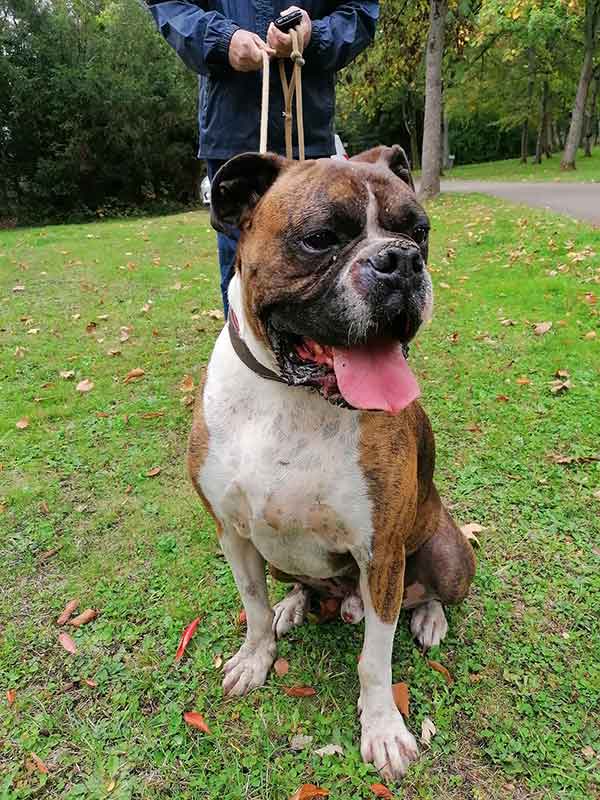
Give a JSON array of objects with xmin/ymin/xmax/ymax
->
[
  {"xmin": 501, "ymin": 318, "xmax": 516, "ymax": 326},
  {"xmin": 289, "ymin": 784, "xmax": 329, "ymax": 800},
  {"xmin": 290, "ymin": 734, "xmax": 313, "ymax": 751},
  {"xmin": 145, "ymin": 466, "xmax": 161, "ymax": 477},
  {"xmin": 238, "ymin": 609, "xmax": 247, "ymax": 625},
  {"xmin": 516, "ymin": 376, "xmax": 531, "ymax": 385},
  {"xmin": 119, "ymin": 326, "xmax": 131, "ymax": 342},
  {"xmin": 125, "ymin": 485, "xmax": 133, "ymax": 494},
  {"xmin": 549, "ymin": 379, "xmax": 571, "ymax": 395},
  {"xmin": 12, "ymin": 285, "xmax": 25, "ymax": 293},
  {"xmin": 183, "ymin": 710, "xmax": 210, "ymax": 734},
  {"xmin": 174, "ymin": 617, "xmax": 201, "ymax": 662},
  {"xmin": 274, "ymin": 658, "xmax": 289, "ymax": 676},
  {"xmin": 584, "ymin": 331, "xmax": 597, "ymax": 340},
  {"xmin": 533, "ymin": 321, "xmax": 552, "ymax": 336},
  {"xmin": 581, "ymin": 745, "xmax": 595, "ymax": 760},
  {"xmin": 392, "ymin": 682, "xmax": 409, "ymax": 717},
  {"xmin": 370, "ymin": 784, "xmax": 393, "ymax": 798},
  {"xmin": 6, "ymin": 689, "xmax": 16, "ymax": 706},
  {"xmin": 594, "ymin": 489, "xmax": 600, "ymax": 500},
  {"xmin": 107, "ymin": 349, "xmax": 122, "ymax": 357},
  {"xmin": 179, "ymin": 374, "xmax": 195, "ymax": 392},
  {"xmin": 95, "ymin": 411, "xmax": 110, "ymax": 418},
  {"xmin": 69, "ymin": 608, "xmax": 98, "ymax": 627},
  {"xmin": 15, "ymin": 418, "xmax": 29, "ymax": 430},
  {"xmin": 203, "ymin": 308, "xmax": 223, "ymax": 320},
  {"xmin": 58, "ymin": 632, "xmax": 77, "ymax": 654},
  {"xmin": 495, "ymin": 394, "xmax": 510, "ymax": 403},
  {"xmin": 584, "ymin": 292, "xmax": 597, "ymax": 305},
  {"xmin": 465, "ymin": 422, "xmax": 482, "ymax": 433},
  {"xmin": 76, "ymin": 379, "xmax": 94, "ymax": 393},
  {"xmin": 555, "ymin": 369, "xmax": 570, "ymax": 378},
  {"xmin": 181, "ymin": 394, "xmax": 195, "ymax": 408},
  {"xmin": 85, "ymin": 321, "xmax": 97, "ymax": 334},
  {"xmin": 549, "ymin": 453, "xmax": 600, "ymax": 465},
  {"xmin": 314, "ymin": 743, "xmax": 344, "ymax": 757},
  {"xmin": 83, "ymin": 678, "xmax": 97, "ymax": 687},
  {"xmin": 140, "ymin": 411, "xmax": 164, "ymax": 419},
  {"xmin": 428, "ymin": 659, "xmax": 454, "ymax": 685},
  {"xmin": 15, "ymin": 346, "xmax": 26, "ymax": 358},
  {"xmin": 124, "ymin": 367, "xmax": 145, "ymax": 384},
  {"xmin": 39, "ymin": 545, "xmax": 62, "ymax": 561},
  {"xmin": 213, "ymin": 654, "xmax": 223, "ymax": 669},
  {"xmin": 283, "ymin": 686, "xmax": 317, "ymax": 697},
  {"xmin": 29, "ymin": 753, "xmax": 49, "ymax": 774},
  {"xmin": 60, "ymin": 370, "xmax": 75, "ymax": 379},
  {"xmin": 460, "ymin": 522, "xmax": 483, "ymax": 546},
  {"xmin": 98, "ymin": 314, "xmax": 109, "ymax": 321},
  {"xmin": 421, "ymin": 716, "xmax": 437, "ymax": 745},
  {"xmin": 57, "ymin": 598, "xmax": 80, "ymax": 626}
]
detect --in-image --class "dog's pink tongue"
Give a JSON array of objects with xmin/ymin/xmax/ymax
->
[{"xmin": 332, "ymin": 341, "xmax": 420, "ymax": 413}]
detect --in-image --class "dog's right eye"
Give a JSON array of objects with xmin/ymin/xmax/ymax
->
[{"xmin": 301, "ymin": 230, "xmax": 339, "ymax": 252}]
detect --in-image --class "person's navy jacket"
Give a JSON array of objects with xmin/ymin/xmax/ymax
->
[{"xmin": 146, "ymin": 1, "xmax": 379, "ymax": 159}]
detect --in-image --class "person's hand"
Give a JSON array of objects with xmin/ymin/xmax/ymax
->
[
  {"xmin": 267, "ymin": 7, "xmax": 312, "ymax": 58},
  {"xmin": 228, "ymin": 30, "xmax": 275, "ymax": 72}
]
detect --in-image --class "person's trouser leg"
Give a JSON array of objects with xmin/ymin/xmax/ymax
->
[{"xmin": 206, "ymin": 159, "xmax": 239, "ymax": 318}]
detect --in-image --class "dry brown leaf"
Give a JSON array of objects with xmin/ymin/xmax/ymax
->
[
  {"xmin": 76, "ymin": 379, "xmax": 94, "ymax": 393},
  {"xmin": 392, "ymin": 682, "xmax": 409, "ymax": 717},
  {"xmin": 183, "ymin": 710, "xmax": 210, "ymax": 734},
  {"xmin": 549, "ymin": 453, "xmax": 600, "ymax": 466},
  {"xmin": 119, "ymin": 326, "xmax": 131, "ymax": 342},
  {"xmin": 555, "ymin": 369, "xmax": 570, "ymax": 379},
  {"xmin": 584, "ymin": 331, "xmax": 597, "ymax": 340},
  {"xmin": 421, "ymin": 716, "xmax": 437, "ymax": 745},
  {"xmin": 584, "ymin": 292, "xmax": 597, "ymax": 305},
  {"xmin": 314, "ymin": 744, "xmax": 344, "ymax": 757},
  {"xmin": 58, "ymin": 632, "xmax": 77, "ymax": 654},
  {"xmin": 501, "ymin": 318, "xmax": 516, "ymax": 326},
  {"xmin": 238, "ymin": 609, "xmax": 247, "ymax": 625},
  {"xmin": 290, "ymin": 734, "xmax": 313, "ymax": 751},
  {"xmin": 550, "ymin": 379, "xmax": 571, "ymax": 395},
  {"xmin": 124, "ymin": 367, "xmax": 145, "ymax": 384},
  {"xmin": 69, "ymin": 608, "xmax": 98, "ymax": 627},
  {"xmin": 581, "ymin": 745, "xmax": 595, "ymax": 760},
  {"xmin": 6, "ymin": 689, "xmax": 16, "ymax": 706},
  {"xmin": 370, "ymin": 784, "xmax": 394, "ymax": 798},
  {"xmin": 213, "ymin": 654, "xmax": 223, "ymax": 669},
  {"xmin": 203, "ymin": 308, "xmax": 224, "ymax": 320},
  {"xmin": 85, "ymin": 321, "xmax": 97, "ymax": 334},
  {"xmin": 495, "ymin": 394, "xmax": 510, "ymax": 403},
  {"xmin": 283, "ymin": 686, "xmax": 317, "ymax": 697},
  {"xmin": 57, "ymin": 599, "xmax": 80, "ymax": 626},
  {"xmin": 289, "ymin": 784, "xmax": 329, "ymax": 800},
  {"xmin": 274, "ymin": 658, "xmax": 289, "ymax": 677},
  {"xmin": 465, "ymin": 422, "xmax": 482, "ymax": 433},
  {"xmin": 516, "ymin": 376, "xmax": 531, "ymax": 385},
  {"xmin": 179, "ymin": 374, "xmax": 195, "ymax": 392},
  {"xmin": 15, "ymin": 418, "xmax": 29, "ymax": 430},
  {"xmin": 107, "ymin": 348, "xmax": 122, "ymax": 357},
  {"xmin": 533, "ymin": 321, "xmax": 552, "ymax": 336},
  {"xmin": 83, "ymin": 678, "xmax": 97, "ymax": 687},
  {"xmin": 181, "ymin": 394, "xmax": 195, "ymax": 408},
  {"xmin": 428, "ymin": 659, "xmax": 454, "ymax": 685},
  {"xmin": 145, "ymin": 466, "xmax": 161, "ymax": 477},
  {"xmin": 60, "ymin": 370, "xmax": 75, "ymax": 380},
  {"xmin": 39, "ymin": 545, "xmax": 62, "ymax": 561},
  {"xmin": 29, "ymin": 753, "xmax": 49, "ymax": 774},
  {"xmin": 15, "ymin": 346, "xmax": 26, "ymax": 358},
  {"xmin": 140, "ymin": 411, "xmax": 164, "ymax": 419},
  {"xmin": 460, "ymin": 522, "xmax": 484, "ymax": 547}
]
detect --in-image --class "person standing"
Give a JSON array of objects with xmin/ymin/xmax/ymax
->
[{"xmin": 146, "ymin": 2, "xmax": 379, "ymax": 314}]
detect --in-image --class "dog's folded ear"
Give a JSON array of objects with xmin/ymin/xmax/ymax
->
[
  {"xmin": 210, "ymin": 152, "xmax": 288, "ymax": 236},
  {"xmin": 351, "ymin": 145, "xmax": 415, "ymax": 192}
]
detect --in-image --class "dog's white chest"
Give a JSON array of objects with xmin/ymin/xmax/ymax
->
[{"xmin": 198, "ymin": 329, "xmax": 373, "ymax": 579}]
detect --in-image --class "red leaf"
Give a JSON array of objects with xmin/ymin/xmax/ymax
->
[
  {"xmin": 83, "ymin": 678, "xmax": 97, "ymax": 687},
  {"xmin": 428, "ymin": 659, "xmax": 454, "ymax": 685},
  {"xmin": 283, "ymin": 685, "xmax": 316, "ymax": 697},
  {"xmin": 238, "ymin": 609, "xmax": 247, "ymax": 625},
  {"xmin": 39, "ymin": 545, "xmax": 62, "ymax": 562},
  {"xmin": 274, "ymin": 658, "xmax": 289, "ymax": 676},
  {"xmin": 183, "ymin": 711, "xmax": 210, "ymax": 734},
  {"xmin": 57, "ymin": 598, "xmax": 80, "ymax": 626},
  {"xmin": 69, "ymin": 608, "xmax": 98, "ymax": 627},
  {"xmin": 290, "ymin": 784, "xmax": 329, "ymax": 800},
  {"xmin": 6, "ymin": 689, "xmax": 16, "ymax": 706},
  {"xmin": 145, "ymin": 466, "xmax": 161, "ymax": 477},
  {"xmin": 30, "ymin": 753, "xmax": 49, "ymax": 774},
  {"xmin": 174, "ymin": 617, "xmax": 201, "ymax": 662},
  {"xmin": 123, "ymin": 367, "xmax": 145, "ymax": 384},
  {"xmin": 370, "ymin": 783, "xmax": 394, "ymax": 798},
  {"xmin": 392, "ymin": 682, "xmax": 409, "ymax": 717},
  {"xmin": 58, "ymin": 632, "xmax": 77, "ymax": 654}
]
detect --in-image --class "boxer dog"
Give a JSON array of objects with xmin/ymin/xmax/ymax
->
[{"xmin": 188, "ymin": 146, "xmax": 475, "ymax": 782}]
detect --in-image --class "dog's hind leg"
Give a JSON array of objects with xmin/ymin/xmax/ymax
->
[
  {"xmin": 220, "ymin": 527, "xmax": 277, "ymax": 696},
  {"xmin": 404, "ymin": 499, "xmax": 476, "ymax": 650}
]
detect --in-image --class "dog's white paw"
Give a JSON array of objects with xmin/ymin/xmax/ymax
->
[
  {"xmin": 411, "ymin": 599, "xmax": 448, "ymax": 649},
  {"xmin": 272, "ymin": 585, "xmax": 309, "ymax": 639},
  {"xmin": 360, "ymin": 709, "xmax": 419, "ymax": 781},
  {"xmin": 222, "ymin": 638, "xmax": 276, "ymax": 696}
]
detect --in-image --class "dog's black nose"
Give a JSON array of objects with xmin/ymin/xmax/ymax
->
[{"xmin": 368, "ymin": 244, "xmax": 423, "ymax": 277}]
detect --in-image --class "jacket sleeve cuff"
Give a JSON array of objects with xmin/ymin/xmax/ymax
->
[
  {"xmin": 303, "ymin": 19, "xmax": 326, "ymax": 62},
  {"xmin": 210, "ymin": 19, "xmax": 240, "ymax": 66}
]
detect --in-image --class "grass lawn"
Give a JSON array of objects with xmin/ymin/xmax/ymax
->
[
  {"xmin": 1, "ymin": 197, "xmax": 599, "ymax": 800},
  {"xmin": 447, "ymin": 146, "xmax": 600, "ymax": 183}
]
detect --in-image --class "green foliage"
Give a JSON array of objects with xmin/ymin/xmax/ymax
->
[{"xmin": 0, "ymin": 0, "xmax": 200, "ymax": 224}]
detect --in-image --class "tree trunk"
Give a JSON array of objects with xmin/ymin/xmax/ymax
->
[
  {"xmin": 521, "ymin": 48, "xmax": 535, "ymax": 163},
  {"xmin": 402, "ymin": 94, "xmax": 421, "ymax": 171},
  {"xmin": 584, "ymin": 69, "xmax": 600, "ymax": 155},
  {"xmin": 441, "ymin": 105, "xmax": 450, "ymax": 173},
  {"xmin": 561, "ymin": 0, "xmax": 600, "ymax": 170},
  {"xmin": 535, "ymin": 81, "xmax": 549, "ymax": 164},
  {"xmin": 420, "ymin": 0, "xmax": 448, "ymax": 202}
]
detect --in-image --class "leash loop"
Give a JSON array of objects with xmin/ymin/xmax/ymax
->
[{"xmin": 260, "ymin": 26, "xmax": 305, "ymax": 161}]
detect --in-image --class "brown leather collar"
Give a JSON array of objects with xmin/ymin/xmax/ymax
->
[{"xmin": 228, "ymin": 309, "xmax": 286, "ymax": 384}]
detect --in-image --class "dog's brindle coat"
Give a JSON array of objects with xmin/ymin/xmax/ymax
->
[{"xmin": 188, "ymin": 147, "xmax": 475, "ymax": 782}]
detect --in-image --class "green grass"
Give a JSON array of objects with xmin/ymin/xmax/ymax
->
[
  {"xmin": 447, "ymin": 146, "xmax": 600, "ymax": 182},
  {"xmin": 1, "ymin": 198, "xmax": 599, "ymax": 800}
]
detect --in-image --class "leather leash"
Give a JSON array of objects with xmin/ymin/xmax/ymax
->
[{"xmin": 260, "ymin": 27, "xmax": 305, "ymax": 159}]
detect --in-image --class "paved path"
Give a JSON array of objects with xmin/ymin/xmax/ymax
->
[{"xmin": 440, "ymin": 180, "xmax": 600, "ymax": 226}]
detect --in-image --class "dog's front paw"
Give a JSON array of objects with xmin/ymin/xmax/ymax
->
[
  {"xmin": 272, "ymin": 584, "xmax": 309, "ymax": 639},
  {"xmin": 360, "ymin": 709, "xmax": 418, "ymax": 782},
  {"xmin": 222, "ymin": 638, "xmax": 276, "ymax": 696},
  {"xmin": 411, "ymin": 599, "xmax": 448, "ymax": 649}
]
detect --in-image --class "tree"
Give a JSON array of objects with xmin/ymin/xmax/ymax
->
[
  {"xmin": 561, "ymin": 0, "xmax": 600, "ymax": 169},
  {"xmin": 420, "ymin": 0, "xmax": 449, "ymax": 201}
]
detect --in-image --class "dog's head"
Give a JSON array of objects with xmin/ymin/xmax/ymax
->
[{"xmin": 210, "ymin": 145, "xmax": 432, "ymax": 413}]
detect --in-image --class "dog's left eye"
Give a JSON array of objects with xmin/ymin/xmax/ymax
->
[
  {"xmin": 301, "ymin": 230, "xmax": 339, "ymax": 252},
  {"xmin": 412, "ymin": 225, "xmax": 429, "ymax": 244}
]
